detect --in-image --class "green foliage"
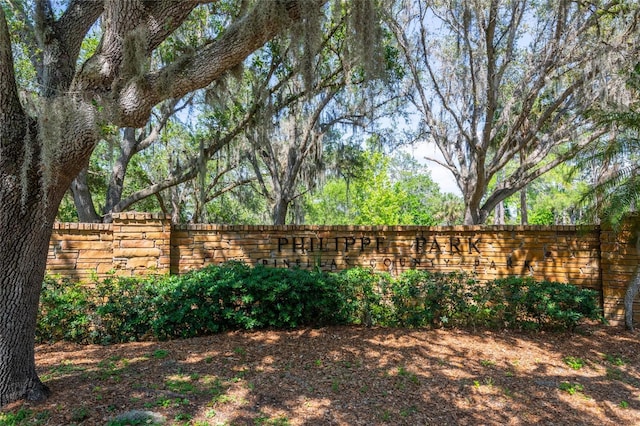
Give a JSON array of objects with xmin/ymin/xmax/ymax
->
[
  {"xmin": 575, "ymin": 63, "xmax": 640, "ymax": 227},
  {"xmin": 491, "ymin": 277, "xmax": 602, "ymax": 330},
  {"xmin": 305, "ymin": 148, "xmax": 453, "ymax": 225},
  {"xmin": 386, "ymin": 272, "xmax": 601, "ymax": 330},
  {"xmin": 563, "ymin": 356, "xmax": 585, "ymax": 370},
  {"xmin": 37, "ymin": 276, "xmax": 95, "ymax": 343},
  {"xmin": 525, "ymin": 164, "xmax": 589, "ymax": 225},
  {"xmin": 38, "ymin": 265, "xmax": 602, "ymax": 344},
  {"xmin": 95, "ymin": 275, "xmax": 158, "ymax": 344},
  {"xmin": 150, "ymin": 262, "xmax": 351, "ymax": 339},
  {"xmin": 559, "ymin": 381, "xmax": 584, "ymax": 395},
  {"xmin": 333, "ymin": 267, "xmax": 392, "ymax": 326},
  {"xmin": 0, "ymin": 408, "xmax": 35, "ymax": 426}
]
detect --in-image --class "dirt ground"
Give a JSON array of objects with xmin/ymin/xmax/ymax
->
[{"xmin": 2, "ymin": 325, "xmax": 640, "ymax": 425}]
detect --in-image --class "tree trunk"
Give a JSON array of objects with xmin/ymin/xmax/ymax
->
[
  {"xmin": 463, "ymin": 202, "xmax": 482, "ymax": 225},
  {"xmin": 0, "ymin": 152, "xmax": 93, "ymax": 407},
  {"xmin": 103, "ymin": 129, "xmax": 137, "ymax": 219},
  {"xmin": 272, "ymin": 196, "xmax": 290, "ymax": 225},
  {"xmin": 520, "ymin": 187, "xmax": 528, "ymax": 225},
  {"xmin": 0, "ymin": 195, "xmax": 59, "ymax": 406},
  {"xmin": 0, "ymin": 219, "xmax": 53, "ymax": 405},
  {"xmin": 0, "ymin": 103, "xmax": 95, "ymax": 407},
  {"xmin": 494, "ymin": 201, "xmax": 505, "ymax": 225},
  {"xmin": 71, "ymin": 168, "xmax": 100, "ymax": 222},
  {"xmin": 625, "ymin": 266, "xmax": 640, "ymax": 331}
]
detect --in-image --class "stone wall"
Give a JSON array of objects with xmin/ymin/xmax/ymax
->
[
  {"xmin": 170, "ymin": 224, "xmax": 602, "ymax": 289},
  {"xmin": 600, "ymin": 222, "xmax": 640, "ymax": 325},
  {"xmin": 47, "ymin": 213, "xmax": 640, "ymax": 325},
  {"xmin": 48, "ymin": 213, "xmax": 170, "ymax": 280}
]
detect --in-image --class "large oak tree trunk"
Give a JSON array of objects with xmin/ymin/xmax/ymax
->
[
  {"xmin": 0, "ymin": 114, "xmax": 70, "ymax": 404},
  {"xmin": 0, "ymin": 0, "xmax": 326, "ymax": 408},
  {"xmin": 0, "ymin": 204, "xmax": 56, "ymax": 405},
  {"xmin": 0, "ymin": 110, "xmax": 90, "ymax": 406}
]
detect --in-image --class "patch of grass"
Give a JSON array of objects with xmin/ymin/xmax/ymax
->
[
  {"xmin": 151, "ymin": 349, "xmax": 169, "ymax": 359},
  {"xmin": 563, "ymin": 356, "xmax": 585, "ymax": 370},
  {"xmin": 400, "ymin": 405, "xmax": 418, "ymax": 417},
  {"xmin": 203, "ymin": 376, "xmax": 227, "ymax": 397},
  {"xmin": 71, "ymin": 406, "xmax": 90, "ymax": 423},
  {"xmin": 604, "ymin": 353, "xmax": 626, "ymax": 366},
  {"xmin": 0, "ymin": 409, "xmax": 35, "ymax": 426},
  {"xmin": 380, "ymin": 409, "xmax": 392, "ymax": 422},
  {"xmin": 165, "ymin": 375, "xmax": 198, "ymax": 394},
  {"xmin": 331, "ymin": 378, "xmax": 340, "ymax": 392},
  {"xmin": 255, "ymin": 415, "xmax": 291, "ymax": 425},
  {"xmin": 210, "ymin": 393, "xmax": 236, "ymax": 405},
  {"xmin": 155, "ymin": 396, "xmax": 190, "ymax": 408},
  {"xmin": 40, "ymin": 360, "xmax": 86, "ymax": 381},
  {"xmin": 397, "ymin": 366, "xmax": 420, "ymax": 385},
  {"xmin": 619, "ymin": 400, "xmax": 630, "ymax": 409},
  {"xmin": 174, "ymin": 412, "xmax": 192, "ymax": 421},
  {"xmin": 480, "ymin": 359, "xmax": 495, "ymax": 367},
  {"xmin": 559, "ymin": 381, "xmax": 584, "ymax": 395},
  {"xmin": 96, "ymin": 355, "xmax": 130, "ymax": 381},
  {"xmin": 606, "ymin": 367, "xmax": 624, "ymax": 381}
]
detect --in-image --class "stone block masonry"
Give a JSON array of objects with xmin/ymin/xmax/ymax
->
[
  {"xmin": 48, "ymin": 213, "xmax": 170, "ymax": 280},
  {"xmin": 47, "ymin": 213, "xmax": 640, "ymax": 326}
]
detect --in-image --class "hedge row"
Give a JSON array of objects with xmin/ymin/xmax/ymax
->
[{"xmin": 37, "ymin": 262, "xmax": 602, "ymax": 344}]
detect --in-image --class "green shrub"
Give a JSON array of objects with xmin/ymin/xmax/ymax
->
[
  {"xmin": 37, "ymin": 264, "xmax": 603, "ymax": 344},
  {"xmin": 334, "ymin": 267, "xmax": 392, "ymax": 326},
  {"xmin": 386, "ymin": 272, "xmax": 600, "ymax": 331},
  {"xmin": 37, "ymin": 276, "xmax": 95, "ymax": 343},
  {"xmin": 150, "ymin": 262, "xmax": 354, "ymax": 340},
  {"xmin": 239, "ymin": 265, "xmax": 351, "ymax": 328},
  {"xmin": 488, "ymin": 277, "xmax": 602, "ymax": 330},
  {"xmin": 94, "ymin": 275, "xmax": 158, "ymax": 344}
]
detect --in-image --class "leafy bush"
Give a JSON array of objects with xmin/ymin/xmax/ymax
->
[
  {"xmin": 94, "ymin": 275, "xmax": 158, "ymax": 344},
  {"xmin": 389, "ymin": 270, "xmax": 521, "ymax": 329},
  {"xmin": 37, "ymin": 264, "xmax": 603, "ymax": 344},
  {"xmin": 490, "ymin": 277, "xmax": 602, "ymax": 330},
  {"xmin": 333, "ymin": 267, "xmax": 393, "ymax": 326},
  {"xmin": 37, "ymin": 276, "xmax": 95, "ymax": 343},
  {"xmin": 386, "ymin": 272, "xmax": 601, "ymax": 330},
  {"xmin": 150, "ymin": 262, "xmax": 354, "ymax": 340}
]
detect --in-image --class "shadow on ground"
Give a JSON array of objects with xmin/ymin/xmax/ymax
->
[{"xmin": 2, "ymin": 325, "xmax": 639, "ymax": 425}]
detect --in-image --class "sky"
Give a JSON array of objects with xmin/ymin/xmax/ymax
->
[{"xmin": 404, "ymin": 141, "xmax": 462, "ymax": 196}]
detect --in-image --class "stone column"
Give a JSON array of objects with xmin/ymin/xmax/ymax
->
[{"xmin": 111, "ymin": 213, "xmax": 171, "ymax": 276}]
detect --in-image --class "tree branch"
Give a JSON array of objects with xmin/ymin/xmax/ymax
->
[
  {"xmin": 0, "ymin": 7, "xmax": 23, "ymax": 131},
  {"xmin": 57, "ymin": 0, "xmax": 104, "ymax": 65},
  {"xmin": 114, "ymin": 0, "xmax": 326, "ymax": 127},
  {"xmin": 203, "ymin": 178, "xmax": 256, "ymax": 205}
]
